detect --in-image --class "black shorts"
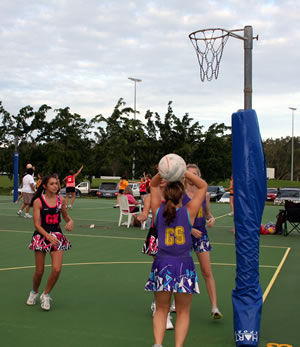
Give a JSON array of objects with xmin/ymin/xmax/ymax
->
[
  {"xmin": 140, "ymin": 191, "xmax": 147, "ymax": 196},
  {"xmin": 66, "ymin": 187, "xmax": 75, "ymax": 193},
  {"xmin": 119, "ymin": 189, "xmax": 124, "ymax": 194}
]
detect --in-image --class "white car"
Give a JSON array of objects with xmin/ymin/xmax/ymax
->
[
  {"xmin": 217, "ymin": 192, "xmax": 230, "ymax": 203},
  {"xmin": 273, "ymin": 188, "xmax": 300, "ymax": 205},
  {"xmin": 129, "ymin": 183, "xmax": 140, "ymax": 198}
]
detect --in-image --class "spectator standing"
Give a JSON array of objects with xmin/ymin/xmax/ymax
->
[{"xmin": 17, "ymin": 167, "xmax": 36, "ymax": 218}]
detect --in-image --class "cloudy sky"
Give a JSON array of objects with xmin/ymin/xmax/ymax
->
[{"xmin": 1, "ymin": 0, "xmax": 300, "ymax": 139}]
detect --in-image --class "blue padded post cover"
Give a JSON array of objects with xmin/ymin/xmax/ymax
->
[{"xmin": 231, "ymin": 109, "xmax": 267, "ymax": 346}]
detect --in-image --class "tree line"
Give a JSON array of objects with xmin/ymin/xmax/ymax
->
[{"xmin": 0, "ymin": 99, "xmax": 299, "ymax": 184}]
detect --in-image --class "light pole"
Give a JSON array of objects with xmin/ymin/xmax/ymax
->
[
  {"xmin": 128, "ymin": 77, "xmax": 142, "ymax": 179},
  {"xmin": 289, "ymin": 107, "xmax": 297, "ymax": 181}
]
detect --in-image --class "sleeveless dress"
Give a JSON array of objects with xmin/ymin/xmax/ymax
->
[
  {"xmin": 145, "ymin": 204, "xmax": 199, "ymax": 294},
  {"xmin": 29, "ymin": 195, "xmax": 71, "ymax": 252},
  {"xmin": 182, "ymin": 193, "xmax": 212, "ymax": 252}
]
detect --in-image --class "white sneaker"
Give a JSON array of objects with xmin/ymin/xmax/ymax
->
[
  {"xmin": 166, "ymin": 312, "xmax": 174, "ymax": 330},
  {"xmin": 211, "ymin": 307, "xmax": 223, "ymax": 320},
  {"xmin": 170, "ymin": 299, "xmax": 176, "ymax": 313},
  {"xmin": 17, "ymin": 210, "xmax": 22, "ymax": 216},
  {"xmin": 228, "ymin": 212, "xmax": 234, "ymax": 216},
  {"xmin": 24, "ymin": 213, "xmax": 32, "ymax": 218},
  {"xmin": 40, "ymin": 292, "xmax": 51, "ymax": 311},
  {"xmin": 68, "ymin": 205, "xmax": 72, "ymax": 209},
  {"xmin": 26, "ymin": 291, "xmax": 39, "ymax": 305}
]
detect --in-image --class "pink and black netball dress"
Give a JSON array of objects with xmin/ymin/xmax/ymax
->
[
  {"xmin": 29, "ymin": 195, "xmax": 71, "ymax": 252},
  {"xmin": 183, "ymin": 193, "xmax": 211, "ymax": 253},
  {"xmin": 145, "ymin": 203, "xmax": 199, "ymax": 294}
]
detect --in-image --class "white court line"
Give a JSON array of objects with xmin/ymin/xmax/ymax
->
[
  {"xmin": 0, "ymin": 229, "xmax": 146, "ymax": 241},
  {"xmin": 0, "ymin": 260, "xmax": 276, "ymax": 272},
  {"xmin": 0, "ymin": 229, "xmax": 291, "ymax": 249},
  {"xmin": 215, "ymin": 213, "xmax": 232, "ymax": 220},
  {"xmin": 262, "ymin": 247, "xmax": 291, "ymax": 303}
]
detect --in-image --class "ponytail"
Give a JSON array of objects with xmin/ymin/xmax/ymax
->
[
  {"xmin": 163, "ymin": 181, "xmax": 185, "ymax": 225},
  {"xmin": 163, "ymin": 200, "xmax": 177, "ymax": 225}
]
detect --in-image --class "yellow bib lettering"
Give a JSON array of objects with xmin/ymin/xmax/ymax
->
[
  {"xmin": 197, "ymin": 206, "xmax": 203, "ymax": 218},
  {"xmin": 165, "ymin": 226, "xmax": 186, "ymax": 246}
]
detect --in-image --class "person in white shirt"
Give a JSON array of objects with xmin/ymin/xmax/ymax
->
[{"xmin": 17, "ymin": 168, "xmax": 36, "ymax": 218}]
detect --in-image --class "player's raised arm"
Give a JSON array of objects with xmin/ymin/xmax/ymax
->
[
  {"xmin": 185, "ymin": 170, "xmax": 208, "ymax": 225},
  {"xmin": 150, "ymin": 173, "xmax": 162, "ymax": 218}
]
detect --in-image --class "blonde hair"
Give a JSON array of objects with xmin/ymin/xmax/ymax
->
[
  {"xmin": 124, "ymin": 186, "xmax": 133, "ymax": 195},
  {"xmin": 184, "ymin": 164, "xmax": 202, "ymax": 190},
  {"xmin": 186, "ymin": 164, "xmax": 201, "ymax": 177}
]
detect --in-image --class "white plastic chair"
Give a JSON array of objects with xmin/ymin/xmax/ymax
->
[{"xmin": 118, "ymin": 195, "xmax": 141, "ymax": 228}]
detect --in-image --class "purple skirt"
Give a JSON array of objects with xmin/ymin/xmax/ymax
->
[
  {"xmin": 192, "ymin": 234, "xmax": 212, "ymax": 253},
  {"xmin": 145, "ymin": 255, "xmax": 200, "ymax": 294},
  {"xmin": 29, "ymin": 231, "xmax": 71, "ymax": 253}
]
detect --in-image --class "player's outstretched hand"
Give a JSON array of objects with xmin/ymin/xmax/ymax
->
[
  {"xmin": 207, "ymin": 217, "xmax": 215, "ymax": 228},
  {"xmin": 65, "ymin": 219, "xmax": 74, "ymax": 232}
]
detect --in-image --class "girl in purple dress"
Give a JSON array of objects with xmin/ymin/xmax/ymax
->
[
  {"xmin": 145, "ymin": 170, "xmax": 207, "ymax": 347},
  {"xmin": 183, "ymin": 164, "xmax": 222, "ymax": 319}
]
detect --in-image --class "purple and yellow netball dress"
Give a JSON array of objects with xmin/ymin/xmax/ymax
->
[
  {"xmin": 145, "ymin": 203, "xmax": 199, "ymax": 294},
  {"xmin": 182, "ymin": 193, "xmax": 211, "ymax": 253},
  {"xmin": 29, "ymin": 195, "xmax": 71, "ymax": 252}
]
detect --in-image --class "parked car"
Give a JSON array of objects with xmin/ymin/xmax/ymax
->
[
  {"xmin": 207, "ymin": 185, "xmax": 225, "ymax": 201},
  {"xmin": 217, "ymin": 192, "xmax": 230, "ymax": 203},
  {"xmin": 128, "ymin": 182, "xmax": 140, "ymax": 198},
  {"xmin": 273, "ymin": 188, "xmax": 300, "ymax": 205},
  {"xmin": 266, "ymin": 188, "xmax": 278, "ymax": 201},
  {"xmin": 60, "ymin": 187, "xmax": 82, "ymax": 198},
  {"xmin": 96, "ymin": 182, "xmax": 119, "ymax": 198},
  {"xmin": 75, "ymin": 181, "xmax": 98, "ymax": 195}
]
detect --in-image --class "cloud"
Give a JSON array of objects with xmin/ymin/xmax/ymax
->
[{"xmin": 0, "ymin": 0, "xmax": 300, "ymax": 139}]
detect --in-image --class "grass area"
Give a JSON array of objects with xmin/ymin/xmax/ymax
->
[
  {"xmin": 266, "ymin": 179, "xmax": 300, "ymax": 188},
  {"xmin": 0, "ymin": 175, "xmax": 14, "ymax": 189}
]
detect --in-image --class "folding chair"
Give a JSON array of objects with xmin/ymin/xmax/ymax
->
[
  {"xmin": 118, "ymin": 195, "xmax": 141, "ymax": 228},
  {"xmin": 283, "ymin": 201, "xmax": 300, "ymax": 236}
]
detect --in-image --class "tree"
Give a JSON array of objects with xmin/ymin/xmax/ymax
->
[
  {"xmin": 0, "ymin": 99, "xmax": 238, "ymax": 183},
  {"xmin": 91, "ymin": 98, "xmax": 135, "ymax": 176},
  {"xmin": 263, "ymin": 137, "xmax": 298, "ymax": 180},
  {"xmin": 195, "ymin": 123, "xmax": 232, "ymax": 182}
]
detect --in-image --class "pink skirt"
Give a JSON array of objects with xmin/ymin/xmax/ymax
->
[{"xmin": 29, "ymin": 231, "xmax": 71, "ymax": 253}]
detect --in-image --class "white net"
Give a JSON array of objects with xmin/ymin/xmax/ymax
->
[{"xmin": 189, "ymin": 28, "xmax": 230, "ymax": 82}]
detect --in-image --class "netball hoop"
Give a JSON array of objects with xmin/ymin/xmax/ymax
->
[
  {"xmin": 189, "ymin": 26, "xmax": 258, "ymax": 109},
  {"xmin": 188, "ymin": 28, "xmax": 231, "ymax": 82}
]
